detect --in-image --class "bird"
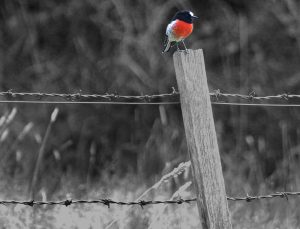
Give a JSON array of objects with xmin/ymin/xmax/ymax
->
[{"xmin": 162, "ymin": 10, "xmax": 198, "ymax": 53}]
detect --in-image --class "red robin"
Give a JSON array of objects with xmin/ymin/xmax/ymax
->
[{"xmin": 162, "ymin": 11, "xmax": 198, "ymax": 53}]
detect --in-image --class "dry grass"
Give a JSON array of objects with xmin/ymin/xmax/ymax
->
[{"xmin": 0, "ymin": 160, "xmax": 299, "ymax": 228}]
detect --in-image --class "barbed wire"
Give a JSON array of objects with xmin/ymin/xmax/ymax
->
[
  {"xmin": 226, "ymin": 191, "xmax": 300, "ymax": 201},
  {"xmin": 1, "ymin": 191, "xmax": 300, "ymax": 207},
  {"xmin": 0, "ymin": 90, "xmax": 179, "ymax": 100},
  {"xmin": 210, "ymin": 90, "xmax": 300, "ymax": 106},
  {"xmin": 0, "ymin": 90, "xmax": 180, "ymax": 104},
  {"xmin": 0, "ymin": 198, "xmax": 196, "ymax": 207},
  {"xmin": 210, "ymin": 90, "xmax": 297, "ymax": 101},
  {"xmin": 1, "ymin": 89, "xmax": 300, "ymax": 105},
  {"xmin": 0, "ymin": 101, "xmax": 181, "ymax": 105}
]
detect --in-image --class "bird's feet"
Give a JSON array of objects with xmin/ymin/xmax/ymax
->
[
  {"xmin": 183, "ymin": 49, "xmax": 190, "ymax": 54},
  {"xmin": 181, "ymin": 40, "xmax": 189, "ymax": 54},
  {"xmin": 174, "ymin": 41, "xmax": 189, "ymax": 54},
  {"xmin": 176, "ymin": 49, "xmax": 190, "ymax": 54}
]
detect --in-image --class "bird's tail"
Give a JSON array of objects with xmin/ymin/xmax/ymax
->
[{"xmin": 162, "ymin": 36, "xmax": 171, "ymax": 53}]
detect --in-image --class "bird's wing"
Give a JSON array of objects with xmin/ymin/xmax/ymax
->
[{"xmin": 162, "ymin": 21, "xmax": 177, "ymax": 53}]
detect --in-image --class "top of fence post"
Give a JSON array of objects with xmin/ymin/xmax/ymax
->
[{"xmin": 173, "ymin": 49, "xmax": 232, "ymax": 229}]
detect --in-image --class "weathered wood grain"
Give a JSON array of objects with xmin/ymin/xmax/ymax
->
[{"xmin": 173, "ymin": 49, "xmax": 232, "ymax": 229}]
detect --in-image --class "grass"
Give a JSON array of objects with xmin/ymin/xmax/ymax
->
[{"xmin": 0, "ymin": 160, "xmax": 300, "ymax": 229}]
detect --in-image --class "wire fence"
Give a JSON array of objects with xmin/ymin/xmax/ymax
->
[
  {"xmin": 2, "ymin": 89, "xmax": 300, "ymax": 211},
  {"xmin": 2, "ymin": 89, "xmax": 300, "ymax": 106},
  {"xmin": 1, "ymin": 191, "xmax": 300, "ymax": 207}
]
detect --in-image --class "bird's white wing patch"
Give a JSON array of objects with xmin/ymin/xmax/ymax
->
[
  {"xmin": 166, "ymin": 20, "xmax": 178, "ymax": 41},
  {"xmin": 166, "ymin": 20, "xmax": 176, "ymax": 36}
]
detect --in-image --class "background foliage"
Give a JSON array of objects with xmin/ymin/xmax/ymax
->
[{"xmin": 0, "ymin": 0, "xmax": 300, "ymax": 228}]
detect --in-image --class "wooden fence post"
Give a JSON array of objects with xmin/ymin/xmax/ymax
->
[{"xmin": 173, "ymin": 49, "xmax": 232, "ymax": 229}]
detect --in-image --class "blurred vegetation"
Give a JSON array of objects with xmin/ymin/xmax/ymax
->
[{"xmin": 1, "ymin": 0, "xmax": 300, "ymax": 227}]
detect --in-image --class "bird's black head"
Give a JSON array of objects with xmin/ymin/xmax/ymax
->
[{"xmin": 172, "ymin": 11, "xmax": 198, "ymax": 24}]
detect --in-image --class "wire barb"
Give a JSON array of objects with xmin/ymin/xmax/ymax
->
[{"xmin": 64, "ymin": 199, "xmax": 72, "ymax": 206}]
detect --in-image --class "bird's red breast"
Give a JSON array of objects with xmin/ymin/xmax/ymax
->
[{"xmin": 172, "ymin": 20, "xmax": 193, "ymax": 40}]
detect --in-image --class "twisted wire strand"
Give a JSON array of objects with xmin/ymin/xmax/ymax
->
[
  {"xmin": 1, "ymin": 191, "xmax": 300, "ymax": 207},
  {"xmin": 226, "ymin": 191, "xmax": 300, "ymax": 201},
  {"xmin": 0, "ymin": 89, "xmax": 300, "ymax": 105},
  {"xmin": 0, "ymin": 90, "xmax": 179, "ymax": 102},
  {"xmin": 0, "ymin": 198, "xmax": 196, "ymax": 207}
]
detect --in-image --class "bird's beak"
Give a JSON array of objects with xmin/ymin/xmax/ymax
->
[{"xmin": 192, "ymin": 15, "xmax": 199, "ymax": 19}]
